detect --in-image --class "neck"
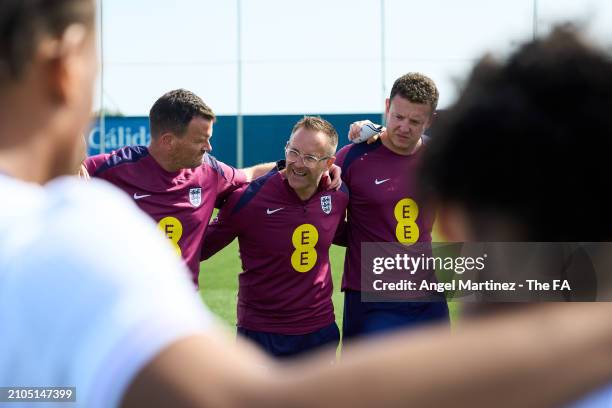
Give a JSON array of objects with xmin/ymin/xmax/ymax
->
[
  {"xmin": 280, "ymin": 169, "xmax": 320, "ymax": 201},
  {"xmin": 294, "ymin": 185, "xmax": 318, "ymax": 201},
  {"xmin": 0, "ymin": 96, "xmax": 62, "ymax": 184},
  {"xmin": 381, "ymin": 133, "xmax": 423, "ymax": 156},
  {"xmin": 148, "ymin": 141, "xmax": 179, "ymax": 172},
  {"xmin": 0, "ymin": 144, "xmax": 50, "ymax": 184}
]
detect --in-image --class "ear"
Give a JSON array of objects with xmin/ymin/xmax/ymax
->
[
  {"xmin": 424, "ymin": 110, "xmax": 436, "ymax": 130},
  {"xmin": 384, "ymin": 98, "xmax": 391, "ymax": 116},
  {"xmin": 325, "ymin": 156, "xmax": 336, "ymax": 170},
  {"xmin": 159, "ymin": 132, "xmax": 176, "ymax": 148},
  {"xmin": 38, "ymin": 24, "xmax": 89, "ymax": 104}
]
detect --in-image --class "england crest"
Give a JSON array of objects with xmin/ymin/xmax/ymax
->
[
  {"xmin": 189, "ymin": 188, "xmax": 202, "ymax": 207},
  {"xmin": 320, "ymin": 195, "xmax": 332, "ymax": 215}
]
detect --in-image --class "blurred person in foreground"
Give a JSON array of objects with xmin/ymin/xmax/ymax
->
[
  {"xmin": 0, "ymin": 1, "xmax": 611, "ymax": 407},
  {"xmin": 420, "ymin": 25, "xmax": 612, "ymax": 407}
]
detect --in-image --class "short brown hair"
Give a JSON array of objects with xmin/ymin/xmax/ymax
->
[
  {"xmin": 149, "ymin": 89, "xmax": 216, "ymax": 138},
  {"xmin": 291, "ymin": 116, "xmax": 338, "ymax": 155},
  {"xmin": 390, "ymin": 72, "xmax": 439, "ymax": 111},
  {"xmin": 0, "ymin": 0, "xmax": 95, "ymax": 84}
]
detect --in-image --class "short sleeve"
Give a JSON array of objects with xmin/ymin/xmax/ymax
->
[
  {"xmin": 83, "ymin": 153, "xmax": 109, "ymax": 177},
  {"xmin": 202, "ymin": 154, "xmax": 247, "ymax": 206},
  {"xmin": 201, "ymin": 190, "xmax": 242, "ymax": 260},
  {"xmin": 334, "ymin": 144, "xmax": 351, "ymax": 185}
]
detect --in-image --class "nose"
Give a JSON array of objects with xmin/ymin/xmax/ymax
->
[
  {"xmin": 291, "ymin": 154, "xmax": 308, "ymax": 168},
  {"xmin": 399, "ymin": 120, "xmax": 411, "ymax": 132}
]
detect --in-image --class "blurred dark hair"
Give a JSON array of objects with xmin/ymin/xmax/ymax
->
[
  {"xmin": 149, "ymin": 89, "xmax": 216, "ymax": 138},
  {"xmin": 0, "ymin": 0, "xmax": 94, "ymax": 83},
  {"xmin": 421, "ymin": 25, "xmax": 612, "ymax": 240}
]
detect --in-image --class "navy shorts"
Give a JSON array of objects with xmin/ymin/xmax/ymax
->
[
  {"xmin": 237, "ymin": 321, "xmax": 340, "ymax": 359},
  {"xmin": 342, "ymin": 289, "xmax": 449, "ymax": 342}
]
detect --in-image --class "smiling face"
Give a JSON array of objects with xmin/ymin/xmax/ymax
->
[
  {"xmin": 285, "ymin": 127, "xmax": 335, "ymax": 200},
  {"xmin": 169, "ymin": 116, "xmax": 213, "ymax": 170},
  {"xmin": 383, "ymin": 95, "xmax": 433, "ymax": 155}
]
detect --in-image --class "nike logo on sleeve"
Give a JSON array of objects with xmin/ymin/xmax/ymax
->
[
  {"xmin": 133, "ymin": 193, "xmax": 151, "ymax": 200},
  {"xmin": 266, "ymin": 208, "xmax": 284, "ymax": 215},
  {"xmin": 374, "ymin": 178, "xmax": 390, "ymax": 185}
]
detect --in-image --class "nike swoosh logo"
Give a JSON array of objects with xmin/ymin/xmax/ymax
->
[
  {"xmin": 133, "ymin": 193, "xmax": 151, "ymax": 200},
  {"xmin": 374, "ymin": 178, "xmax": 390, "ymax": 185},
  {"xmin": 266, "ymin": 208, "xmax": 284, "ymax": 215}
]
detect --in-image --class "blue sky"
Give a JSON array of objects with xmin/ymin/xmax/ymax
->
[{"xmin": 94, "ymin": 0, "xmax": 612, "ymax": 116}]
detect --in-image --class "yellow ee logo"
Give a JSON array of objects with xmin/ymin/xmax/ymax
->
[
  {"xmin": 394, "ymin": 198, "xmax": 419, "ymax": 244},
  {"xmin": 158, "ymin": 216, "xmax": 183, "ymax": 256},
  {"xmin": 290, "ymin": 224, "xmax": 319, "ymax": 273}
]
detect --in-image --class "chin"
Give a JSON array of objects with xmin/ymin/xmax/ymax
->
[
  {"xmin": 287, "ymin": 177, "xmax": 305, "ymax": 190},
  {"xmin": 187, "ymin": 160, "xmax": 202, "ymax": 169}
]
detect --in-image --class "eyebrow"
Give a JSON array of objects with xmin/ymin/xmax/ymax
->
[
  {"xmin": 287, "ymin": 147, "xmax": 330, "ymax": 159},
  {"xmin": 288, "ymin": 147, "xmax": 319, "ymax": 156}
]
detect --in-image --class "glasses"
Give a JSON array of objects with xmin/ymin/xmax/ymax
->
[{"xmin": 285, "ymin": 147, "xmax": 330, "ymax": 168}]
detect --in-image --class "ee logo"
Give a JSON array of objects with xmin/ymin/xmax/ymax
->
[
  {"xmin": 158, "ymin": 216, "xmax": 183, "ymax": 256},
  {"xmin": 290, "ymin": 224, "xmax": 319, "ymax": 272},
  {"xmin": 394, "ymin": 198, "xmax": 419, "ymax": 244}
]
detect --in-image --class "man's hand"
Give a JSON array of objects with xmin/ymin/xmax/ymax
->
[
  {"xmin": 326, "ymin": 164, "xmax": 342, "ymax": 190},
  {"xmin": 78, "ymin": 163, "xmax": 90, "ymax": 180},
  {"xmin": 348, "ymin": 120, "xmax": 385, "ymax": 144}
]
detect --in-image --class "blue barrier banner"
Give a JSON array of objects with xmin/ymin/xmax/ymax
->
[
  {"xmin": 88, "ymin": 114, "xmax": 384, "ymax": 166},
  {"xmin": 88, "ymin": 117, "xmax": 150, "ymax": 156}
]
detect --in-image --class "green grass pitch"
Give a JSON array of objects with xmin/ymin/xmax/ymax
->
[{"xmin": 199, "ymin": 240, "xmax": 459, "ymax": 330}]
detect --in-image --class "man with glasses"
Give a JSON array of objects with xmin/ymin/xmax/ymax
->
[
  {"xmin": 201, "ymin": 116, "xmax": 348, "ymax": 358},
  {"xmin": 83, "ymin": 90, "xmax": 341, "ymax": 287}
]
